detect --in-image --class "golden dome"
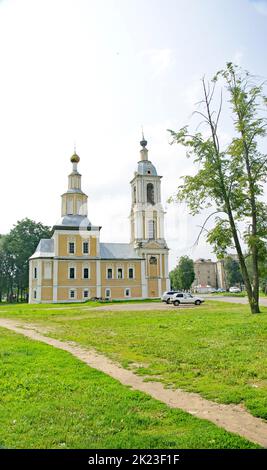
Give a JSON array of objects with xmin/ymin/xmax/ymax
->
[{"xmin": 70, "ymin": 152, "xmax": 80, "ymax": 163}]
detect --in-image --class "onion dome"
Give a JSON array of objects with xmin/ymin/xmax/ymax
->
[{"xmin": 70, "ymin": 152, "xmax": 80, "ymax": 163}]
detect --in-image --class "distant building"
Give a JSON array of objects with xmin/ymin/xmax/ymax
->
[
  {"xmin": 193, "ymin": 258, "xmax": 217, "ymax": 292},
  {"xmin": 192, "ymin": 254, "xmax": 240, "ymax": 292}
]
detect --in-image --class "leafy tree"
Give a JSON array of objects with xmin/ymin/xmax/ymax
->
[
  {"xmin": 224, "ymin": 256, "xmax": 243, "ymax": 288},
  {"xmin": 169, "ymin": 63, "xmax": 267, "ymax": 313},
  {"xmin": 177, "ymin": 256, "xmax": 195, "ymax": 290},
  {"xmin": 169, "ymin": 266, "xmax": 181, "ymax": 291},
  {"xmin": 169, "ymin": 256, "xmax": 195, "ymax": 291},
  {"xmin": 4, "ymin": 219, "xmax": 51, "ymax": 301}
]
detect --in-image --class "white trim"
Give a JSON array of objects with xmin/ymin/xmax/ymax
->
[
  {"xmin": 29, "ymin": 260, "xmax": 33, "ymax": 303},
  {"xmin": 116, "ymin": 266, "xmax": 124, "ymax": 280},
  {"xmin": 83, "ymin": 288, "xmax": 90, "ymax": 299},
  {"xmin": 106, "ymin": 266, "xmax": 113, "ymax": 280},
  {"xmin": 69, "ymin": 288, "xmax": 77, "ymax": 300},
  {"xmin": 53, "ymin": 260, "xmax": 58, "ymax": 302},
  {"xmin": 82, "ymin": 240, "xmax": 90, "ymax": 255},
  {"xmin": 82, "ymin": 264, "xmax": 90, "ymax": 279},
  {"xmin": 68, "ymin": 265, "xmax": 76, "ymax": 280},
  {"xmin": 128, "ymin": 266, "xmax": 135, "ymax": 280},
  {"xmin": 158, "ymin": 278, "xmax": 162, "ymax": 297},
  {"xmin": 124, "ymin": 288, "xmax": 131, "ymax": 298},
  {"xmin": 67, "ymin": 238, "xmax": 76, "ymax": 255},
  {"xmin": 37, "ymin": 259, "xmax": 42, "ymax": 302},
  {"xmin": 105, "ymin": 288, "xmax": 111, "ymax": 299},
  {"xmin": 54, "ymin": 229, "xmax": 100, "ymax": 237},
  {"xmin": 141, "ymin": 260, "xmax": 148, "ymax": 298},
  {"xmin": 96, "ymin": 260, "xmax": 101, "ymax": 297}
]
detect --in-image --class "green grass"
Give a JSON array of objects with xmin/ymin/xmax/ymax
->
[
  {"xmin": 0, "ymin": 328, "xmax": 257, "ymax": 449},
  {"xmin": 1, "ymin": 301, "xmax": 267, "ymax": 420},
  {"xmin": 1, "ymin": 301, "xmax": 267, "ymax": 421}
]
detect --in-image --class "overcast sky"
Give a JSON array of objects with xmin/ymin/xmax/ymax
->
[{"xmin": 0, "ymin": 0, "xmax": 266, "ymax": 268}]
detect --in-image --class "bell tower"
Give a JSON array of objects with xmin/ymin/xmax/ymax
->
[
  {"xmin": 130, "ymin": 134, "xmax": 170, "ymax": 297},
  {"xmin": 61, "ymin": 151, "xmax": 88, "ymax": 218}
]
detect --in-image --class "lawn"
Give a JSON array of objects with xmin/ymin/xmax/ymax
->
[
  {"xmin": 0, "ymin": 327, "xmax": 257, "ymax": 449},
  {"xmin": 0, "ymin": 301, "xmax": 267, "ymax": 421}
]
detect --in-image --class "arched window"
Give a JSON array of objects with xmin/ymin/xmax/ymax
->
[
  {"xmin": 148, "ymin": 219, "xmax": 155, "ymax": 239},
  {"xmin": 133, "ymin": 186, "xmax": 137, "ymax": 203},
  {"xmin": 147, "ymin": 183, "xmax": 154, "ymax": 204}
]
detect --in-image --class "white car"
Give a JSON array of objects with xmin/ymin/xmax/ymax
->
[
  {"xmin": 161, "ymin": 291, "xmax": 180, "ymax": 304},
  {"xmin": 229, "ymin": 286, "xmax": 241, "ymax": 293},
  {"xmin": 170, "ymin": 292, "xmax": 204, "ymax": 306}
]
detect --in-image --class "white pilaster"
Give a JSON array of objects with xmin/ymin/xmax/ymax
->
[
  {"xmin": 158, "ymin": 278, "xmax": 162, "ymax": 297},
  {"xmin": 37, "ymin": 259, "xmax": 42, "ymax": 302},
  {"xmin": 96, "ymin": 260, "xmax": 101, "ymax": 297},
  {"xmin": 141, "ymin": 260, "xmax": 148, "ymax": 298},
  {"xmin": 53, "ymin": 260, "xmax": 58, "ymax": 302},
  {"xmin": 29, "ymin": 260, "xmax": 33, "ymax": 303}
]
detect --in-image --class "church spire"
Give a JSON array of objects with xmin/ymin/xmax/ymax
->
[
  {"xmin": 140, "ymin": 128, "xmax": 148, "ymax": 161},
  {"xmin": 61, "ymin": 150, "xmax": 88, "ymax": 217}
]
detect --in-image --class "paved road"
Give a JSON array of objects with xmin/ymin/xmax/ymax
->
[{"xmin": 203, "ymin": 295, "xmax": 267, "ymax": 306}]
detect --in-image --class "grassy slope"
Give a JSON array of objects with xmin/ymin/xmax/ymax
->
[
  {"xmin": 0, "ymin": 301, "xmax": 267, "ymax": 420},
  {"xmin": 0, "ymin": 328, "xmax": 257, "ymax": 449}
]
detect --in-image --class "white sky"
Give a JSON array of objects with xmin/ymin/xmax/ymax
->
[{"xmin": 0, "ymin": 0, "xmax": 266, "ymax": 269}]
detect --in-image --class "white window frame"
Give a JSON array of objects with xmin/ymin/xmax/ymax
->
[
  {"xmin": 34, "ymin": 266, "xmax": 38, "ymax": 279},
  {"xmin": 83, "ymin": 289, "xmax": 90, "ymax": 299},
  {"xmin": 128, "ymin": 266, "xmax": 135, "ymax": 280},
  {"xmin": 83, "ymin": 265, "xmax": 90, "ymax": 279},
  {"xmin": 69, "ymin": 289, "xmax": 76, "ymax": 300},
  {"xmin": 105, "ymin": 288, "xmax": 111, "ymax": 299},
  {"xmin": 68, "ymin": 266, "xmax": 76, "ymax": 280},
  {"xmin": 83, "ymin": 240, "xmax": 89, "ymax": 255},
  {"xmin": 106, "ymin": 267, "xmax": 113, "ymax": 280},
  {"xmin": 33, "ymin": 289, "xmax": 37, "ymax": 299},
  {"xmin": 116, "ymin": 267, "xmax": 124, "ymax": 280},
  {"xmin": 124, "ymin": 288, "xmax": 131, "ymax": 298},
  {"xmin": 68, "ymin": 240, "xmax": 76, "ymax": 255}
]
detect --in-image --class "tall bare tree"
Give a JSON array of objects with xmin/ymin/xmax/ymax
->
[{"xmin": 169, "ymin": 63, "xmax": 267, "ymax": 313}]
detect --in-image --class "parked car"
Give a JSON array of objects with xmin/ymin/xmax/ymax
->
[
  {"xmin": 216, "ymin": 288, "xmax": 226, "ymax": 293},
  {"xmin": 161, "ymin": 291, "xmax": 179, "ymax": 304},
  {"xmin": 229, "ymin": 286, "xmax": 241, "ymax": 293},
  {"xmin": 170, "ymin": 292, "xmax": 205, "ymax": 306}
]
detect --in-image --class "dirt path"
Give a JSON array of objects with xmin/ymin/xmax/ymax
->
[{"xmin": 0, "ymin": 318, "xmax": 266, "ymax": 447}]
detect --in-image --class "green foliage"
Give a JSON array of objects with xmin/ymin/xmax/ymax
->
[
  {"xmin": 168, "ymin": 63, "xmax": 267, "ymax": 313},
  {"xmin": 169, "ymin": 256, "xmax": 195, "ymax": 290},
  {"xmin": 224, "ymin": 256, "xmax": 243, "ymax": 287},
  {"xmin": 0, "ymin": 327, "xmax": 256, "ymax": 449},
  {"xmin": 169, "ymin": 267, "xmax": 181, "ymax": 290},
  {"xmin": 0, "ymin": 219, "xmax": 51, "ymax": 301}
]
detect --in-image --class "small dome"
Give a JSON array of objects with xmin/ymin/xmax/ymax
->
[
  {"xmin": 70, "ymin": 152, "xmax": 80, "ymax": 163},
  {"xmin": 137, "ymin": 160, "xmax": 157, "ymax": 176}
]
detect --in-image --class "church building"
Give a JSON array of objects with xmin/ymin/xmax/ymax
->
[{"xmin": 29, "ymin": 136, "xmax": 170, "ymax": 303}]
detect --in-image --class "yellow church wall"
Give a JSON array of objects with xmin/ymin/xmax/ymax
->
[
  {"xmin": 148, "ymin": 261, "xmax": 159, "ymax": 278},
  {"xmin": 57, "ymin": 234, "xmax": 97, "ymax": 257},
  {"xmin": 57, "ymin": 260, "xmax": 97, "ymax": 285},
  {"xmin": 57, "ymin": 286, "xmax": 97, "ymax": 301},
  {"xmin": 101, "ymin": 286, "xmax": 142, "ymax": 299},
  {"xmin": 148, "ymin": 279, "xmax": 158, "ymax": 297},
  {"xmin": 41, "ymin": 287, "xmax": 53, "ymax": 301},
  {"xmin": 90, "ymin": 236, "xmax": 97, "ymax": 256},
  {"xmin": 100, "ymin": 261, "xmax": 142, "ymax": 285},
  {"xmin": 161, "ymin": 278, "xmax": 166, "ymax": 292}
]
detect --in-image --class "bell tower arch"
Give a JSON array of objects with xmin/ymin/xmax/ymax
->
[{"xmin": 130, "ymin": 134, "xmax": 170, "ymax": 297}]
